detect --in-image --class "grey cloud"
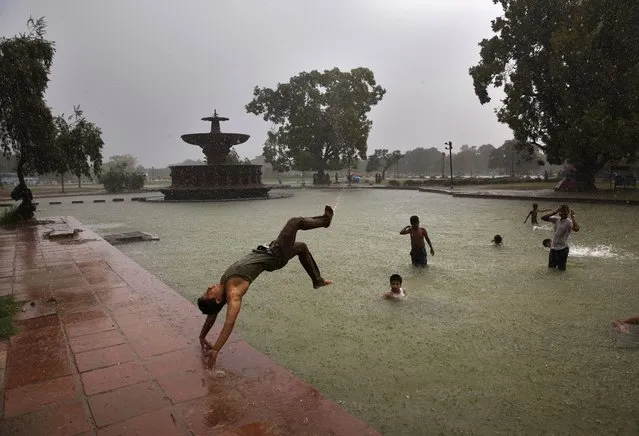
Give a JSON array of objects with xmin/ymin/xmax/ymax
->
[{"xmin": 0, "ymin": 0, "xmax": 512, "ymax": 167}]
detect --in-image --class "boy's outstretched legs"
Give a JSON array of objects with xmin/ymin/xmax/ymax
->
[{"xmin": 270, "ymin": 206, "xmax": 334, "ymax": 288}]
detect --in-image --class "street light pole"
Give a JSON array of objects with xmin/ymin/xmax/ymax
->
[
  {"xmin": 441, "ymin": 152, "xmax": 445, "ymax": 178},
  {"xmin": 444, "ymin": 141, "xmax": 454, "ymax": 189}
]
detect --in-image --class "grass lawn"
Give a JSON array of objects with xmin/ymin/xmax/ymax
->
[{"xmin": 0, "ymin": 295, "xmax": 20, "ymax": 339}]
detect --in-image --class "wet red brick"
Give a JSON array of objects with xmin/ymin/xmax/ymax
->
[
  {"xmin": 65, "ymin": 316, "xmax": 115, "ymax": 338},
  {"xmin": 69, "ymin": 329, "xmax": 126, "ymax": 354},
  {"xmin": 12, "ymin": 283, "xmax": 52, "ymax": 302},
  {"xmin": 61, "ymin": 308, "xmax": 108, "ymax": 324},
  {"xmin": 3, "ymin": 375, "xmax": 78, "ymax": 418},
  {"xmin": 156, "ymin": 369, "xmax": 209, "ymax": 404},
  {"xmin": 52, "ymin": 284, "xmax": 92, "ymax": 298},
  {"xmin": 143, "ymin": 347, "xmax": 202, "ymax": 378},
  {"xmin": 216, "ymin": 340, "xmax": 283, "ymax": 378},
  {"xmin": 85, "ymin": 270, "xmax": 128, "ymax": 289},
  {"xmin": 217, "ymin": 421, "xmax": 283, "ymax": 436},
  {"xmin": 97, "ymin": 285, "xmax": 141, "ymax": 311},
  {"xmin": 176, "ymin": 390, "xmax": 253, "ymax": 434},
  {"xmin": 0, "ymin": 349, "xmax": 7, "ymax": 369},
  {"xmin": 121, "ymin": 321, "xmax": 189, "ymax": 358},
  {"xmin": 112, "ymin": 309, "xmax": 162, "ymax": 327},
  {"xmin": 96, "ymin": 408, "xmax": 184, "ymax": 436},
  {"xmin": 50, "ymin": 275, "xmax": 90, "ymax": 290},
  {"xmin": 42, "ymin": 264, "xmax": 81, "ymax": 279},
  {"xmin": 75, "ymin": 343, "xmax": 137, "ymax": 373},
  {"xmin": 15, "ymin": 313, "xmax": 60, "ymax": 330},
  {"xmin": 88, "ymin": 381, "xmax": 170, "ymax": 427},
  {"xmin": 8, "ymin": 325, "xmax": 65, "ymax": 367},
  {"xmin": 0, "ymin": 400, "xmax": 91, "ymax": 436},
  {"xmin": 55, "ymin": 293, "xmax": 100, "ymax": 313},
  {"xmin": 82, "ymin": 360, "xmax": 149, "ymax": 396},
  {"xmin": 4, "ymin": 353, "xmax": 73, "ymax": 389}
]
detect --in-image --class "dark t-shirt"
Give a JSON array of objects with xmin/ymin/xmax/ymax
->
[{"xmin": 220, "ymin": 250, "xmax": 284, "ymax": 284}]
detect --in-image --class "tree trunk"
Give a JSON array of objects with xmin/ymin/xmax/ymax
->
[
  {"xmin": 381, "ymin": 168, "xmax": 387, "ymax": 181},
  {"xmin": 78, "ymin": 173, "xmax": 82, "ymax": 188},
  {"xmin": 17, "ymin": 158, "xmax": 25, "ymax": 186},
  {"xmin": 578, "ymin": 167, "xmax": 598, "ymax": 191},
  {"xmin": 61, "ymin": 173, "xmax": 65, "ymax": 193}
]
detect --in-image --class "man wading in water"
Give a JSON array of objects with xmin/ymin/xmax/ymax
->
[{"xmin": 198, "ymin": 206, "xmax": 334, "ymax": 369}]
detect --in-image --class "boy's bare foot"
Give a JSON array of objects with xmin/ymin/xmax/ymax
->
[
  {"xmin": 323, "ymin": 205, "xmax": 334, "ymax": 227},
  {"xmin": 314, "ymin": 279, "xmax": 333, "ymax": 289}
]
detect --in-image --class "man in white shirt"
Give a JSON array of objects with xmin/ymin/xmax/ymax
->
[{"xmin": 541, "ymin": 204, "xmax": 580, "ymax": 270}]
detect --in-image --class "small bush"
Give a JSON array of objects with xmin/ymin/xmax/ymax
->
[
  {"xmin": 387, "ymin": 179, "xmax": 400, "ymax": 186},
  {"xmin": 0, "ymin": 206, "xmax": 20, "ymax": 226},
  {"xmin": 100, "ymin": 167, "xmax": 146, "ymax": 193}
]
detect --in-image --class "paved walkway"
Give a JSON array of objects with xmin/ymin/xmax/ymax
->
[
  {"xmin": 0, "ymin": 217, "xmax": 380, "ymax": 436},
  {"xmin": 418, "ymin": 186, "xmax": 639, "ymax": 204}
]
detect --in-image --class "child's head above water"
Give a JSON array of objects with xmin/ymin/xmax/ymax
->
[
  {"xmin": 389, "ymin": 273, "xmax": 402, "ymax": 292},
  {"xmin": 410, "ymin": 215, "xmax": 419, "ymax": 227},
  {"xmin": 492, "ymin": 234, "xmax": 503, "ymax": 245}
]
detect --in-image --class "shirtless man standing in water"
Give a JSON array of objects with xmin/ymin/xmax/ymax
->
[
  {"xmin": 400, "ymin": 215, "xmax": 435, "ymax": 266},
  {"xmin": 198, "ymin": 206, "xmax": 334, "ymax": 369}
]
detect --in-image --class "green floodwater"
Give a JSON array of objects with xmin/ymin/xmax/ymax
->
[{"xmin": 36, "ymin": 189, "xmax": 639, "ymax": 435}]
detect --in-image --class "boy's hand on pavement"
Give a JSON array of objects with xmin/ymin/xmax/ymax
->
[
  {"xmin": 200, "ymin": 337, "xmax": 212, "ymax": 352},
  {"xmin": 205, "ymin": 349, "xmax": 219, "ymax": 369}
]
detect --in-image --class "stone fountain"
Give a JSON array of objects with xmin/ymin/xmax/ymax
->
[{"xmin": 160, "ymin": 111, "xmax": 272, "ymax": 201}]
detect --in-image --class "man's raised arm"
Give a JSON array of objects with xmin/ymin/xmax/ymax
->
[{"xmin": 400, "ymin": 225, "xmax": 411, "ymax": 235}]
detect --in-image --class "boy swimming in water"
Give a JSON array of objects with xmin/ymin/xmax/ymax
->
[
  {"xmin": 400, "ymin": 215, "xmax": 435, "ymax": 266},
  {"xmin": 198, "ymin": 206, "xmax": 334, "ymax": 369},
  {"xmin": 492, "ymin": 234, "xmax": 503, "ymax": 245},
  {"xmin": 382, "ymin": 274, "xmax": 406, "ymax": 300},
  {"xmin": 524, "ymin": 203, "xmax": 551, "ymax": 226}
]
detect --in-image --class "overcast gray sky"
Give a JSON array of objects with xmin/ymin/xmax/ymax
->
[{"xmin": 1, "ymin": 0, "xmax": 512, "ymax": 168}]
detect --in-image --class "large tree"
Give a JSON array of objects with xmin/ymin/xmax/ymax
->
[
  {"xmin": 0, "ymin": 17, "xmax": 58, "ymax": 185},
  {"xmin": 469, "ymin": 0, "xmax": 639, "ymax": 189},
  {"xmin": 246, "ymin": 67, "xmax": 386, "ymax": 184},
  {"xmin": 53, "ymin": 106, "xmax": 104, "ymax": 191}
]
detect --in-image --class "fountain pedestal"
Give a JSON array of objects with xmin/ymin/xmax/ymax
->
[{"xmin": 160, "ymin": 110, "xmax": 272, "ymax": 201}]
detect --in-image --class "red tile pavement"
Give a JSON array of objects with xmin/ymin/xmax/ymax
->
[{"xmin": 0, "ymin": 217, "xmax": 380, "ymax": 435}]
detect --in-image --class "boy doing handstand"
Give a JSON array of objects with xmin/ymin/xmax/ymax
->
[{"xmin": 197, "ymin": 206, "xmax": 334, "ymax": 369}]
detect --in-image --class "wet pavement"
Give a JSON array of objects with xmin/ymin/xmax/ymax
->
[
  {"xmin": 418, "ymin": 186, "xmax": 639, "ymax": 204},
  {"xmin": 0, "ymin": 217, "xmax": 380, "ymax": 436}
]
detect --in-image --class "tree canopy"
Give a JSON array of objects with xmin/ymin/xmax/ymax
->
[
  {"xmin": 53, "ymin": 106, "xmax": 104, "ymax": 189},
  {"xmin": 0, "ymin": 17, "xmax": 57, "ymax": 182},
  {"xmin": 469, "ymin": 0, "xmax": 639, "ymax": 189},
  {"xmin": 246, "ymin": 67, "xmax": 386, "ymax": 183}
]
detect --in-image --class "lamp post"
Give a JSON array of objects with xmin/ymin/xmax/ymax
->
[
  {"xmin": 441, "ymin": 152, "xmax": 445, "ymax": 178},
  {"xmin": 444, "ymin": 141, "xmax": 454, "ymax": 189}
]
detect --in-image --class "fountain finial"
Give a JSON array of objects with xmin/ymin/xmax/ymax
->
[{"xmin": 201, "ymin": 109, "xmax": 230, "ymax": 133}]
